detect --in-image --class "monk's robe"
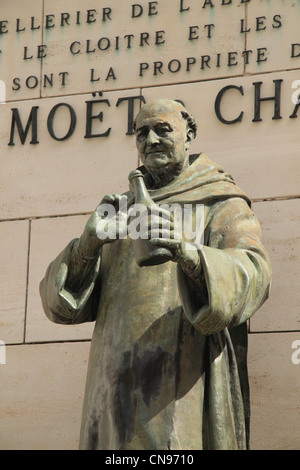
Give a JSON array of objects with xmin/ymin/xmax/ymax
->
[{"xmin": 40, "ymin": 154, "xmax": 272, "ymax": 450}]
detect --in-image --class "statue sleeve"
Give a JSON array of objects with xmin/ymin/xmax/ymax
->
[
  {"xmin": 178, "ymin": 197, "xmax": 272, "ymax": 335},
  {"xmin": 39, "ymin": 239, "xmax": 101, "ymax": 325}
]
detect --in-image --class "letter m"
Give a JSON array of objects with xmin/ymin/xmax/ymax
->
[{"xmin": 8, "ymin": 106, "xmax": 39, "ymax": 145}]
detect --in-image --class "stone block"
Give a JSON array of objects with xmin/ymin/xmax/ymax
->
[
  {"xmin": 0, "ymin": 89, "xmax": 140, "ymax": 219},
  {"xmin": 246, "ymin": 0, "xmax": 300, "ymax": 75},
  {"xmin": 0, "ymin": 342, "xmax": 90, "ymax": 450},
  {"xmin": 41, "ymin": 0, "xmax": 246, "ymax": 97},
  {"xmin": 141, "ymin": 70, "xmax": 300, "ymax": 200},
  {"xmin": 26, "ymin": 215, "xmax": 94, "ymax": 343},
  {"xmin": 250, "ymin": 199, "xmax": 300, "ymax": 332},
  {"xmin": 0, "ymin": 0, "xmax": 43, "ymax": 102},
  {"xmin": 248, "ymin": 332, "xmax": 300, "ymax": 450},
  {"xmin": 0, "ymin": 220, "xmax": 29, "ymax": 344}
]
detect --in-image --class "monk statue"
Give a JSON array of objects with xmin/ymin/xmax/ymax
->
[{"xmin": 40, "ymin": 99, "xmax": 272, "ymax": 450}]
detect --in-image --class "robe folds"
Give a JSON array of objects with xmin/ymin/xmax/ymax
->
[{"xmin": 40, "ymin": 153, "xmax": 272, "ymax": 450}]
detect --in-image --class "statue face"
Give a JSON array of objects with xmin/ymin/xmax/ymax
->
[{"xmin": 134, "ymin": 102, "xmax": 190, "ymax": 175}]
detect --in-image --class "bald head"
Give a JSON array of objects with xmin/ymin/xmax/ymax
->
[
  {"xmin": 133, "ymin": 99, "xmax": 197, "ymax": 186},
  {"xmin": 134, "ymin": 99, "xmax": 197, "ymax": 139}
]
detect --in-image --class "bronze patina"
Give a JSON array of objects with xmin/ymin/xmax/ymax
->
[{"xmin": 40, "ymin": 99, "xmax": 272, "ymax": 450}]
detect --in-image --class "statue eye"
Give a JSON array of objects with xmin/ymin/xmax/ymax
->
[
  {"xmin": 154, "ymin": 124, "xmax": 172, "ymax": 136},
  {"xmin": 137, "ymin": 127, "xmax": 148, "ymax": 142}
]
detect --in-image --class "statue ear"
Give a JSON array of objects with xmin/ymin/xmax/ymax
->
[{"xmin": 186, "ymin": 128, "xmax": 195, "ymax": 145}]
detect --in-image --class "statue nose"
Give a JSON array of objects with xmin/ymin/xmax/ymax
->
[{"xmin": 146, "ymin": 129, "xmax": 160, "ymax": 145}]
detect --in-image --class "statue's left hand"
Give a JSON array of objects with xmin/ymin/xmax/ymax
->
[
  {"xmin": 150, "ymin": 237, "xmax": 200, "ymax": 270},
  {"xmin": 139, "ymin": 209, "xmax": 201, "ymax": 273}
]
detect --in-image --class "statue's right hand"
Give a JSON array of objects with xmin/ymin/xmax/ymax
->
[
  {"xmin": 77, "ymin": 194, "xmax": 128, "ymax": 258},
  {"xmin": 95, "ymin": 194, "xmax": 128, "ymax": 243}
]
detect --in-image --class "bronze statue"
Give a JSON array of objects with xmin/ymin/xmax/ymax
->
[{"xmin": 40, "ymin": 99, "xmax": 271, "ymax": 450}]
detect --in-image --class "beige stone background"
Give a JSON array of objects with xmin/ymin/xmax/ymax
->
[{"xmin": 0, "ymin": 0, "xmax": 299, "ymax": 450}]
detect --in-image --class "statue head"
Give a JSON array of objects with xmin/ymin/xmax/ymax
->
[{"xmin": 133, "ymin": 99, "xmax": 197, "ymax": 186}]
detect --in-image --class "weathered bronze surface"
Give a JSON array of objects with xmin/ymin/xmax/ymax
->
[{"xmin": 40, "ymin": 99, "xmax": 272, "ymax": 450}]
